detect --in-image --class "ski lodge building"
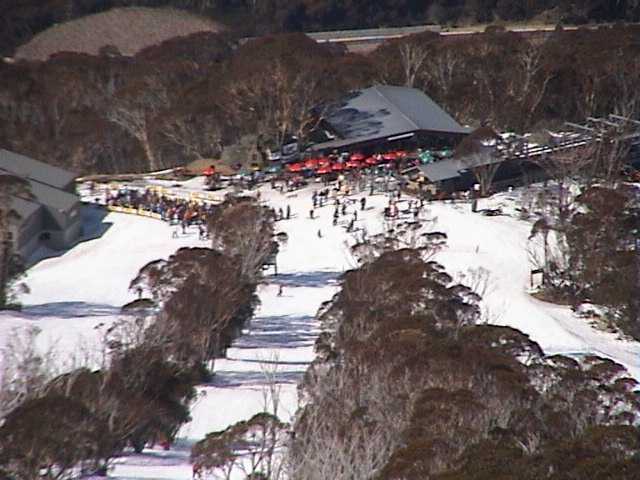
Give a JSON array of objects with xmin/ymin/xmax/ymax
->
[
  {"xmin": 310, "ymin": 85, "xmax": 470, "ymax": 154},
  {"xmin": 1, "ymin": 149, "xmax": 82, "ymax": 260}
]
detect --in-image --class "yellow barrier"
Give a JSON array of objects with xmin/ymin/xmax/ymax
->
[{"xmin": 106, "ymin": 205, "xmax": 164, "ymax": 221}]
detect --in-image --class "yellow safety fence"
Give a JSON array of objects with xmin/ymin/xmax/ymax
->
[
  {"xmin": 106, "ymin": 184, "xmax": 224, "ymax": 205},
  {"xmin": 106, "ymin": 205, "xmax": 163, "ymax": 221}
]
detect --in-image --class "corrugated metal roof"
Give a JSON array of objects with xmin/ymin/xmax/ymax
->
[
  {"xmin": 310, "ymin": 130, "xmax": 417, "ymax": 151},
  {"xmin": 26, "ymin": 179, "xmax": 79, "ymax": 213},
  {"xmin": 418, "ymin": 159, "xmax": 463, "ymax": 182},
  {"xmin": 458, "ymin": 152, "xmax": 505, "ymax": 168},
  {"xmin": 374, "ymin": 85, "xmax": 468, "ymax": 134},
  {"xmin": 0, "ymin": 149, "xmax": 76, "ymax": 189},
  {"xmin": 314, "ymin": 86, "xmax": 468, "ymax": 152}
]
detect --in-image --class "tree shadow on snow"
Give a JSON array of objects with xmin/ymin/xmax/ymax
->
[
  {"xmin": 20, "ymin": 301, "xmax": 125, "ymax": 319},
  {"xmin": 237, "ymin": 315, "xmax": 319, "ymax": 349},
  {"xmin": 114, "ymin": 445, "xmax": 191, "ymax": 468},
  {"xmin": 208, "ymin": 369, "xmax": 304, "ymax": 389},
  {"xmin": 268, "ymin": 271, "xmax": 341, "ymax": 288}
]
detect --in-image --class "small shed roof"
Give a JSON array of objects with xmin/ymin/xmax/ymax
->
[
  {"xmin": 418, "ymin": 159, "xmax": 463, "ymax": 182},
  {"xmin": 0, "ymin": 149, "xmax": 76, "ymax": 189},
  {"xmin": 10, "ymin": 196, "xmax": 41, "ymax": 221}
]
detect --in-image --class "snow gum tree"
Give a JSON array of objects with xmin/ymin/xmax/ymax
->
[
  {"xmin": 38, "ymin": 347, "xmax": 199, "ymax": 458},
  {"xmin": 191, "ymin": 412, "xmax": 289, "ymax": 480},
  {"xmin": 290, "ymin": 247, "xmax": 640, "ymax": 479},
  {"xmin": 207, "ymin": 197, "xmax": 278, "ymax": 282},
  {"xmin": 0, "ymin": 394, "xmax": 113, "ymax": 480},
  {"xmin": 221, "ymin": 33, "xmax": 342, "ymax": 150},
  {"xmin": 455, "ymin": 126, "xmax": 504, "ymax": 197},
  {"xmin": 130, "ymin": 247, "xmax": 259, "ymax": 367},
  {"xmin": 564, "ymin": 186, "xmax": 640, "ymax": 338},
  {"xmin": 0, "ymin": 174, "xmax": 32, "ymax": 309}
]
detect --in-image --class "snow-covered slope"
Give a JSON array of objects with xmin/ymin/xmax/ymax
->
[{"xmin": 1, "ymin": 180, "xmax": 638, "ymax": 480}]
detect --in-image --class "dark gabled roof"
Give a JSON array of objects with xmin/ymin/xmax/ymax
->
[
  {"xmin": 418, "ymin": 159, "xmax": 463, "ymax": 182},
  {"xmin": 0, "ymin": 149, "xmax": 76, "ymax": 189},
  {"xmin": 374, "ymin": 85, "xmax": 468, "ymax": 134},
  {"xmin": 309, "ymin": 131, "xmax": 418, "ymax": 152},
  {"xmin": 26, "ymin": 179, "xmax": 79, "ymax": 213},
  {"xmin": 314, "ymin": 85, "xmax": 469, "ymax": 151},
  {"xmin": 10, "ymin": 196, "xmax": 42, "ymax": 222}
]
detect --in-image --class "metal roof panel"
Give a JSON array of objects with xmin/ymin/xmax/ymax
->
[{"xmin": 0, "ymin": 149, "xmax": 76, "ymax": 190}]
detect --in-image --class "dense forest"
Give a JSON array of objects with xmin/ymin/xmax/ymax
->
[
  {"xmin": 2, "ymin": 0, "xmax": 640, "ymax": 56},
  {"xmin": 1, "ymin": 25, "xmax": 640, "ymax": 175}
]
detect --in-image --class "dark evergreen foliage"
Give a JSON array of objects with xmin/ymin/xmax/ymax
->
[
  {"xmin": 0, "ymin": 394, "xmax": 115, "ymax": 480},
  {"xmin": 564, "ymin": 186, "xmax": 640, "ymax": 339},
  {"xmin": 291, "ymin": 247, "xmax": 640, "ymax": 479},
  {"xmin": 3, "ymin": 1, "xmax": 640, "ymax": 56},
  {"xmin": 2, "ymin": 26, "xmax": 640, "ymax": 175}
]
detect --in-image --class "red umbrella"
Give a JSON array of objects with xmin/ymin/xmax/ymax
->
[
  {"xmin": 382, "ymin": 152, "xmax": 398, "ymax": 161},
  {"xmin": 331, "ymin": 162, "xmax": 345, "ymax": 171},
  {"xmin": 365, "ymin": 156, "xmax": 380, "ymax": 166},
  {"xmin": 317, "ymin": 157, "xmax": 331, "ymax": 167},
  {"xmin": 202, "ymin": 165, "xmax": 216, "ymax": 176},
  {"xmin": 286, "ymin": 162, "xmax": 304, "ymax": 173},
  {"xmin": 316, "ymin": 165, "xmax": 333, "ymax": 175},
  {"xmin": 350, "ymin": 152, "xmax": 366, "ymax": 161},
  {"xmin": 394, "ymin": 150, "xmax": 408, "ymax": 158},
  {"xmin": 345, "ymin": 159, "xmax": 363, "ymax": 169},
  {"xmin": 304, "ymin": 158, "xmax": 320, "ymax": 170}
]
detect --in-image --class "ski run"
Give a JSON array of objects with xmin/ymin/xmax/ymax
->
[{"xmin": 1, "ymin": 179, "xmax": 639, "ymax": 479}]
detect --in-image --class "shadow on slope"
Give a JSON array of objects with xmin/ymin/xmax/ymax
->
[
  {"xmin": 269, "ymin": 271, "xmax": 341, "ymax": 288},
  {"xmin": 21, "ymin": 301, "xmax": 125, "ymax": 318},
  {"xmin": 237, "ymin": 314, "xmax": 319, "ymax": 349},
  {"xmin": 26, "ymin": 204, "xmax": 112, "ymax": 266}
]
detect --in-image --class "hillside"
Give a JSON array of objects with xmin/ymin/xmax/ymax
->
[
  {"xmin": 1, "ymin": 180, "xmax": 639, "ymax": 478},
  {"xmin": 14, "ymin": 7, "xmax": 224, "ymax": 61}
]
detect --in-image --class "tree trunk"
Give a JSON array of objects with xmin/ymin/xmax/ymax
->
[
  {"xmin": 140, "ymin": 132, "xmax": 158, "ymax": 172},
  {"xmin": 0, "ymin": 240, "xmax": 8, "ymax": 308}
]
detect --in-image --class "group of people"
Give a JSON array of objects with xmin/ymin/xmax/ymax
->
[
  {"xmin": 384, "ymin": 197, "xmax": 425, "ymax": 220},
  {"xmin": 270, "ymin": 177, "xmax": 307, "ymax": 193},
  {"xmin": 311, "ymin": 189, "xmax": 332, "ymax": 208},
  {"xmin": 105, "ymin": 188, "xmax": 214, "ymax": 234},
  {"xmin": 276, "ymin": 205, "xmax": 292, "ymax": 221},
  {"xmin": 305, "ymin": 188, "xmax": 370, "ymax": 234}
]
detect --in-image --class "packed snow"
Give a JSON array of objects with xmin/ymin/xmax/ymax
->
[{"xmin": 1, "ymin": 178, "xmax": 639, "ymax": 479}]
